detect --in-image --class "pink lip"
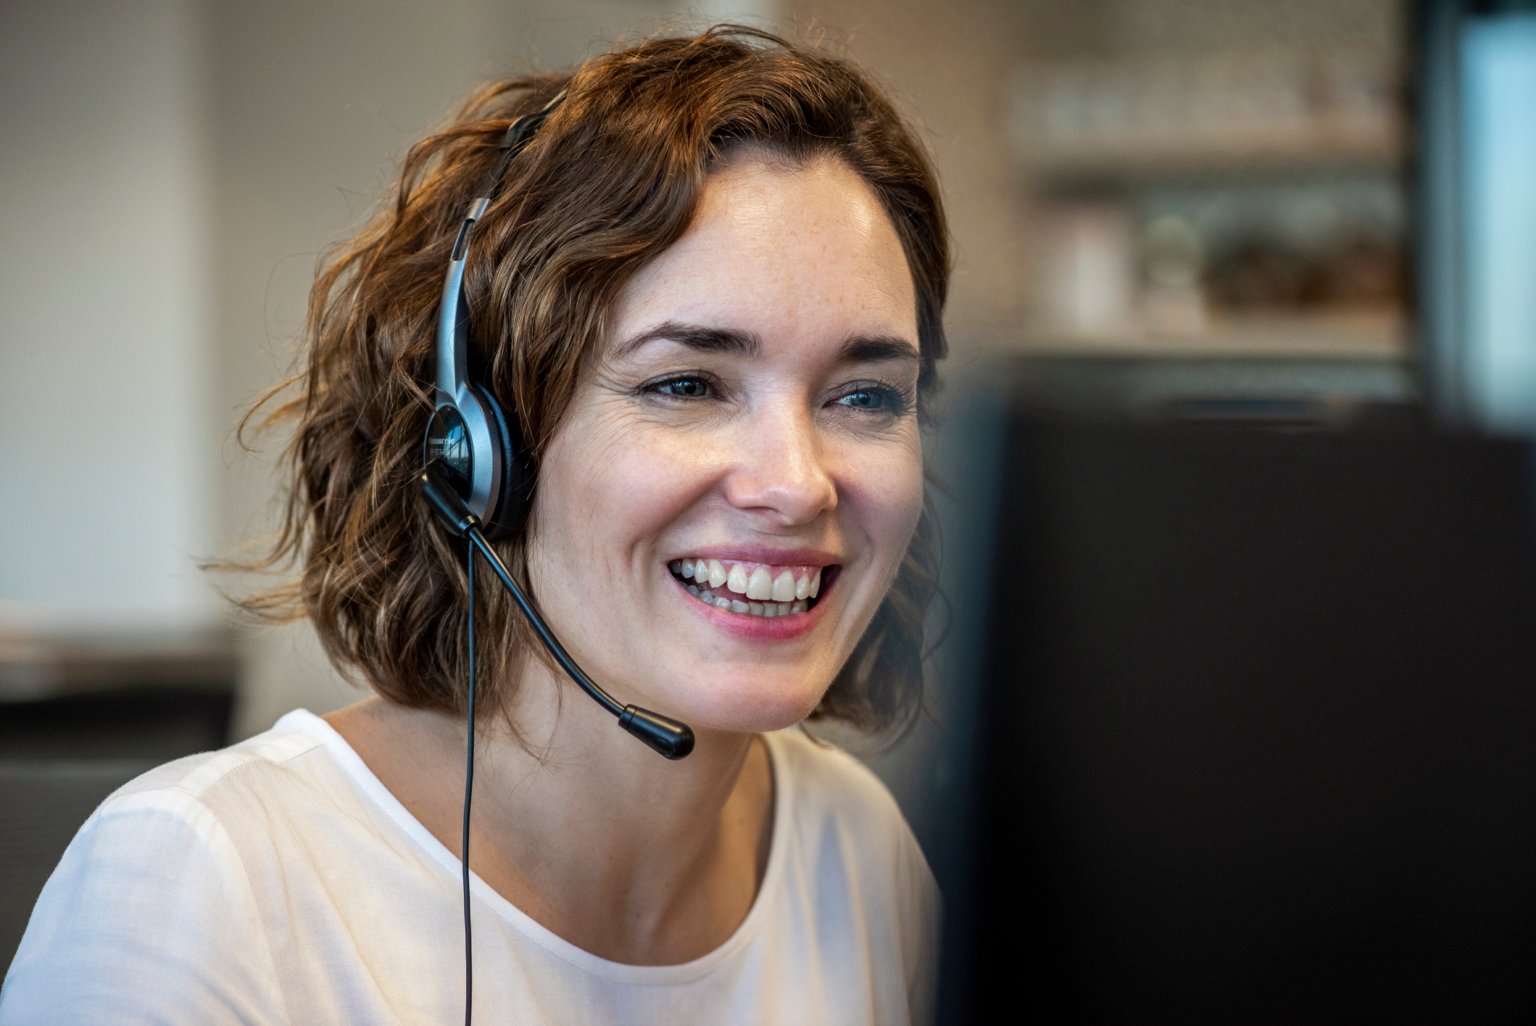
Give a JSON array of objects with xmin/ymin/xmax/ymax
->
[{"xmin": 676, "ymin": 583, "xmax": 829, "ymax": 639}]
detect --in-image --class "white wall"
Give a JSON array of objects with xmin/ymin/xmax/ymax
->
[{"xmin": 0, "ymin": 0, "xmax": 216, "ymax": 630}]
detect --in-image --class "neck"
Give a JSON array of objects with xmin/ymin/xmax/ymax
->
[{"xmin": 327, "ymin": 676, "xmax": 776, "ymax": 965}]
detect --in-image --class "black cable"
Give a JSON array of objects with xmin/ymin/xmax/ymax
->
[
  {"xmin": 462, "ymin": 528, "xmax": 624, "ymax": 719},
  {"xmin": 462, "ymin": 533, "xmax": 477, "ymax": 1026}
]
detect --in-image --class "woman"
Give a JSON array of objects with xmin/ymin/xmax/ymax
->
[{"xmin": 1, "ymin": 26, "xmax": 949, "ymax": 1024}]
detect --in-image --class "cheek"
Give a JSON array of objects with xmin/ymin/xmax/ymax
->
[
  {"xmin": 529, "ymin": 416, "xmax": 706, "ymax": 563},
  {"xmin": 848, "ymin": 442, "xmax": 926, "ymax": 573},
  {"xmin": 892, "ymin": 464, "xmax": 927, "ymax": 558},
  {"xmin": 525, "ymin": 423, "xmax": 608, "ymax": 578}
]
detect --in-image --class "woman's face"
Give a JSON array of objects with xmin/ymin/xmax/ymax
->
[{"xmin": 525, "ymin": 151, "xmax": 924, "ymax": 736}]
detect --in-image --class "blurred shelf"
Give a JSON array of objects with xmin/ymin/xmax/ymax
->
[
  {"xmin": 1016, "ymin": 308, "xmax": 1410, "ymax": 360},
  {"xmin": 1010, "ymin": 50, "xmax": 1406, "ymax": 190},
  {"xmin": 1024, "ymin": 131, "xmax": 1406, "ymax": 191}
]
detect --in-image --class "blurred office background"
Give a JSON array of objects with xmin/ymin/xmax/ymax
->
[{"xmin": 3, "ymin": 0, "xmax": 1534, "ymax": 968}]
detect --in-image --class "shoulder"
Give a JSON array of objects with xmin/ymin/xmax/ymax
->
[
  {"xmin": 758, "ymin": 728, "xmax": 941, "ymax": 1024},
  {"xmin": 111, "ymin": 708, "xmax": 340, "ymax": 805},
  {"xmin": 765, "ymin": 727, "xmax": 914, "ymax": 839},
  {"xmin": 764, "ymin": 726, "xmax": 937, "ymax": 906},
  {"xmin": 74, "ymin": 709, "xmax": 383, "ymax": 863},
  {"xmin": 44, "ymin": 708, "xmax": 376, "ymax": 906},
  {"xmin": 31, "ymin": 708, "xmax": 346, "ymax": 862},
  {"xmin": 0, "ymin": 712, "xmax": 351, "ymax": 1025}
]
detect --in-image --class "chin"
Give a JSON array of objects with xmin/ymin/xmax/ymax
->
[{"xmin": 681, "ymin": 672, "xmax": 832, "ymax": 736}]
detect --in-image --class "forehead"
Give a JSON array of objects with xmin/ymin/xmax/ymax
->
[{"xmin": 608, "ymin": 152, "xmax": 917, "ymax": 351}]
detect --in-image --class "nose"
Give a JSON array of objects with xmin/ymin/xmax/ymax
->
[{"xmin": 722, "ymin": 406, "xmax": 837, "ymax": 526}]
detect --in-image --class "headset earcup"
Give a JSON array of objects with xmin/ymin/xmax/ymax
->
[{"xmin": 473, "ymin": 381, "xmax": 534, "ymax": 540}]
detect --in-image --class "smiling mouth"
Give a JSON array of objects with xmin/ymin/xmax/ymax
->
[{"xmin": 668, "ymin": 558, "xmax": 829, "ymax": 618}]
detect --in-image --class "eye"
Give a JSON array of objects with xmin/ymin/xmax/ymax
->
[
  {"xmin": 833, "ymin": 381, "xmax": 914, "ymax": 417},
  {"xmin": 645, "ymin": 375, "xmax": 712, "ymax": 400}
]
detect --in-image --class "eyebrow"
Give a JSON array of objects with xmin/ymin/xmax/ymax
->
[
  {"xmin": 613, "ymin": 320, "xmax": 920, "ymax": 367},
  {"xmin": 839, "ymin": 335, "xmax": 921, "ymax": 367},
  {"xmin": 613, "ymin": 321, "xmax": 759, "ymax": 359}
]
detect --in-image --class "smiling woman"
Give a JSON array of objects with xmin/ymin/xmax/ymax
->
[{"xmin": 0, "ymin": 26, "xmax": 950, "ymax": 1026}]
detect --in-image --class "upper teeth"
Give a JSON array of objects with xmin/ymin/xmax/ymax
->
[{"xmin": 669, "ymin": 558, "xmax": 822, "ymax": 601}]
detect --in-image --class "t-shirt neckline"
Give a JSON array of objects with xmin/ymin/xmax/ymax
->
[{"xmin": 274, "ymin": 708, "xmax": 794, "ymax": 984}]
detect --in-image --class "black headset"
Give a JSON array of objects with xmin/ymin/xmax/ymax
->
[
  {"xmin": 416, "ymin": 89, "xmax": 694, "ymax": 764},
  {"xmin": 418, "ymin": 87, "xmax": 693, "ymax": 1026},
  {"xmin": 422, "ymin": 91, "xmax": 564, "ymax": 539}
]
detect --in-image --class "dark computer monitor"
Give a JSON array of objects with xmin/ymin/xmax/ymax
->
[{"xmin": 932, "ymin": 389, "xmax": 1536, "ymax": 1024}]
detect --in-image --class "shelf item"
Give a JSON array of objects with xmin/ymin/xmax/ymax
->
[{"xmin": 1010, "ymin": 50, "xmax": 1406, "ymax": 184}]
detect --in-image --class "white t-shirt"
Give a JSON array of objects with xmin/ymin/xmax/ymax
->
[{"xmin": 1, "ymin": 711, "xmax": 938, "ymax": 1025}]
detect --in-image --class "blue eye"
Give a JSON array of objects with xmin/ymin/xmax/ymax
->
[
  {"xmin": 835, "ymin": 383, "xmax": 912, "ymax": 417},
  {"xmin": 840, "ymin": 389, "xmax": 888, "ymax": 409},
  {"xmin": 651, "ymin": 376, "xmax": 710, "ymax": 399}
]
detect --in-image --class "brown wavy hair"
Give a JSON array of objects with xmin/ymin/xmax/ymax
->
[{"xmin": 235, "ymin": 26, "xmax": 950, "ymax": 737}]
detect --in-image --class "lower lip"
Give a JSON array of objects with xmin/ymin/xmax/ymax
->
[{"xmin": 673, "ymin": 578, "xmax": 828, "ymax": 640}]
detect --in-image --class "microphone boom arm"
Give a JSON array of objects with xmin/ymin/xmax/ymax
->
[{"xmin": 421, "ymin": 464, "xmax": 695, "ymax": 760}]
